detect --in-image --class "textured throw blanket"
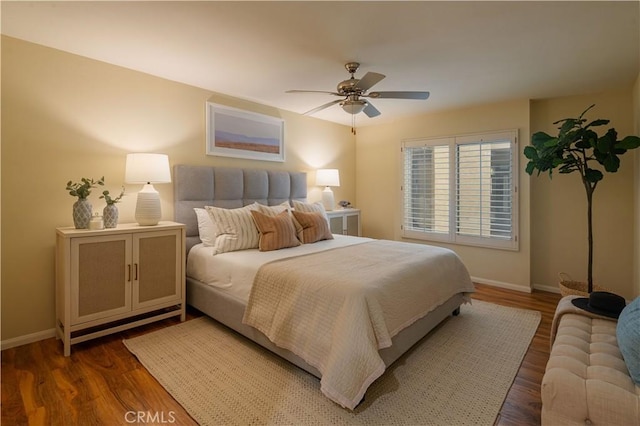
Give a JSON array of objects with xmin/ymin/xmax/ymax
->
[{"xmin": 242, "ymin": 240, "xmax": 475, "ymax": 409}]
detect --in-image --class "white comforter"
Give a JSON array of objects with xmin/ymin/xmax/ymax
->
[
  {"xmin": 242, "ymin": 240, "xmax": 475, "ymax": 409},
  {"xmin": 187, "ymin": 235, "xmax": 374, "ymax": 301}
]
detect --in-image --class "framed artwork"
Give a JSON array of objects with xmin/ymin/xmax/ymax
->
[{"xmin": 206, "ymin": 102, "xmax": 285, "ymax": 162}]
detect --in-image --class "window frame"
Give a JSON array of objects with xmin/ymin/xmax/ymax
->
[{"xmin": 401, "ymin": 130, "xmax": 519, "ymax": 251}]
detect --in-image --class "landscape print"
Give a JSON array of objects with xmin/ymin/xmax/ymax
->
[{"xmin": 207, "ymin": 103, "xmax": 284, "ymax": 162}]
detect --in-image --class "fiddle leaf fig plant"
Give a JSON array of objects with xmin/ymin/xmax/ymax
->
[{"xmin": 524, "ymin": 104, "xmax": 640, "ymax": 292}]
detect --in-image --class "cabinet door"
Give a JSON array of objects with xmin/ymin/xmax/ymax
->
[
  {"xmin": 71, "ymin": 234, "xmax": 132, "ymax": 324},
  {"xmin": 133, "ymin": 229, "xmax": 182, "ymax": 310},
  {"xmin": 346, "ymin": 213, "xmax": 360, "ymax": 236},
  {"xmin": 328, "ymin": 215, "xmax": 344, "ymax": 234}
]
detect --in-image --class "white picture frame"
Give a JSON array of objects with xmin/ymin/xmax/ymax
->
[{"xmin": 206, "ymin": 102, "xmax": 285, "ymax": 162}]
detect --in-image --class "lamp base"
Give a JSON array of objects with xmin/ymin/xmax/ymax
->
[
  {"xmin": 321, "ymin": 186, "xmax": 335, "ymax": 211},
  {"xmin": 135, "ymin": 184, "xmax": 162, "ymax": 226}
]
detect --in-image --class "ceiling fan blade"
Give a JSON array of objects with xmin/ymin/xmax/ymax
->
[
  {"xmin": 367, "ymin": 91, "xmax": 430, "ymax": 100},
  {"xmin": 363, "ymin": 102, "xmax": 381, "ymax": 118},
  {"xmin": 303, "ymin": 99, "xmax": 343, "ymax": 115},
  {"xmin": 354, "ymin": 72, "xmax": 385, "ymax": 91},
  {"xmin": 286, "ymin": 90, "xmax": 341, "ymax": 96}
]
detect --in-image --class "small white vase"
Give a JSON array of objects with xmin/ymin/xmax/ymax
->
[{"xmin": 103, "ymin": 204, "xmax": 119, "ymax": 229}]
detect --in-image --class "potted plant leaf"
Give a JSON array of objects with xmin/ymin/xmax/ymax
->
[
  {"xmin": 524, "ymin": 105, "xmax": 640, "ymax": 295},
  {"xmin": 100, "ymin": 186, "xmax": 125, "ymax": 228},
  {"xmin": 66, "ymin": 177, "xmax": 105, "ymax": 229}
]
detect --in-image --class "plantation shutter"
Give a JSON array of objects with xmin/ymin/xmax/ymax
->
[
  {"xmin": 456, "ymin": 139, "xmax": 513, "ymax": 241},
  {"xmin": 402, "ymin": 139, "xmax": 452, "ymax": 241},
  {"xmin": 401, "ymin": 130, "xmax": 518, "ymax": 251}
]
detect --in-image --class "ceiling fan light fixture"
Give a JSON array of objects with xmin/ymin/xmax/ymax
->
[
  {"xmin": 341, "ymin": 100, "xmax": 367, "ymax": 115},
  {"xmin": 286, "ymin": 62, "xmax": 430, "ymax": 118}
]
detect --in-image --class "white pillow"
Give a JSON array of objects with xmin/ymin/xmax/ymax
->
[
  {"xmin": 205, "ymin": 204, "xmax": 259, "ymax": 254},
  {"xmin": 194, "ymin": 208, "xmax": 217, "ymax": 247}
]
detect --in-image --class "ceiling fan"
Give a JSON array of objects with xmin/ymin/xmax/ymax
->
[{"xmin": 286, "ymin": 62, "xmax": 430, "ymax": 118}]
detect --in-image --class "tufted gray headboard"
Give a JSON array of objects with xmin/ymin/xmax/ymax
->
[{"xmin": 173, "ymin": 165, "xmax": 307, "ymax": 253}]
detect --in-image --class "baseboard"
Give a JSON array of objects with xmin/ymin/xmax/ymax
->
[
  {"xmin": 532, "ymin": 283, "xmax": 561, "ymax": 294},
  {"xmin": 1, "ymin": 328, "xmax": 56, "ymax": 351},
  {"xmin": 471, "ymin": 276, "xmax": 532, "ymax": 293}
]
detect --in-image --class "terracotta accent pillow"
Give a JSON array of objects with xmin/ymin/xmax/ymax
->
[
  {"xmin": 292, "ymin": 210, "xmax": 334, "ymax": 244},
  {"xmin": 250, "ymin": 210, "xmax": 301, "ymax": 251},
  {"xmin": 291, "ymin": 200, "xmax": 329, "ymax": 223}
]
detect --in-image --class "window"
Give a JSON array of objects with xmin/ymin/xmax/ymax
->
[{"xmin": 402, "ymin": 130, "xmax": 518, "ymax": 250}]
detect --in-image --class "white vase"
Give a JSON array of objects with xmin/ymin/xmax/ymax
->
[
  {"xmin": 72, "ymin": 199, "xmax": 92, "ymax": 229},
  {"xmin": 103, "ymin": 204, "xmax": 119, "ymax": 229}
]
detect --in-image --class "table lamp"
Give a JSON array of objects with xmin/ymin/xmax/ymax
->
[
  {"xmin": 125, "ymin": 153, "xmax": 171, "ymax": 226},
  {"xmin": 316, "ymin": 168, "xmax": 340, "ymax": 211}
]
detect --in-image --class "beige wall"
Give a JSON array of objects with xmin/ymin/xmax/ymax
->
[
  {"xmin": 530, "ymin": 90, "xmax": 637, "ymax": 299},
  {"xmin": 1, "ymin": 36, "xmax": 355, "ymax": 342},
  {"xmin": 3, "ymin": 35, "xmax": 638, "ymax": 345},
  {"xmin": 356, "ymin": 100, "xmax": 532, "ymax": 291}
]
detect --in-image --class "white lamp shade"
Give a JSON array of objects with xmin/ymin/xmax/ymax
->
[
  {"xmin": 125, "ymin": 153, "xmax": 171, "ymax": 184},
  {"xmin": 315, "ymin": 169, "xmax": 340, "ymax": 187}
]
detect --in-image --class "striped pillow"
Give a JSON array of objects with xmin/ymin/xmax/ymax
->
[
  {"xmin": 250, "ymin": 210, "xmax": 301, "ymax": 251},
  {"xmin": 291, "ymin": 201, "xmax": 330, "ymax": 240},
  {"xmin": 291, "ymin": 200, "xmax": 329, "ymax": 224},
  {"xmin": 205, "ymin": 204, "xmax": 259, "ymax": 254},
  {"xmin": 256, "ymin": 201, "xmax": 291, "ymax": 217},
  {"xmin": 291, "ymin": 210, "xmax": 334, "ymax": 244}
]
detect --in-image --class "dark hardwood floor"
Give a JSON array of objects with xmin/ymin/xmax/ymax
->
[
  {"xmin": 471, "ymin": 284, "xmax": 561, "ymax": 426},
  {"xmin": 2, "ymin": 284, "xmax": 560, "ymax": 426}
]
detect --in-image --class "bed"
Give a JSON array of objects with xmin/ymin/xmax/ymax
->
[{"xmin": 174, "ymin": 165, "xmax": 475, "ymax": 409}]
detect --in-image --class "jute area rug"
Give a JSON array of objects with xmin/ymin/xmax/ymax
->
[{"xmin": 124, "ymin": 300, "xmax": 540, "ymax": 425}]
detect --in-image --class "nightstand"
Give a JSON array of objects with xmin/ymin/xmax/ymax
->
[
  {"xmin": 326, "ymin": 208, "xmax": 361, "ymax": 236},
  {"xmin": 55, "ymin": 221, "xmax": 186, "ymax": 356}
]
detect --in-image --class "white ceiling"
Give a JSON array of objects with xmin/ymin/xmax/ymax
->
[{"xmin": 2, "ymin": 1, "xmax": 639, "ymax": 127}]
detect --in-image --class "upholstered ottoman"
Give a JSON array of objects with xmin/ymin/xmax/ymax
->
[{"xmin": 541, "ymin": 296, "xmax": 640, "ymax": 425}]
